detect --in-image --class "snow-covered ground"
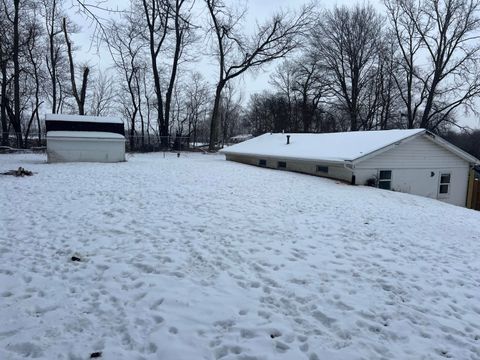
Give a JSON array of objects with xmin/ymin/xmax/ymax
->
[{"xmin": 1, "ymin": 153, "xmax": 480, "ymax": 360}]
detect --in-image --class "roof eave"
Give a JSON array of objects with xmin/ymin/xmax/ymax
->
[{"xmin": 222, "ymin": 150, "xmax": 347, "ymax": 165}]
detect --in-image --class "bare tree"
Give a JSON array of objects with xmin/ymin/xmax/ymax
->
[
  {"xmin": 170, "ymin": 84, "xmax": 188, "ymax": 147},
  {"xmin": 385, "ymin": 0, "xmax": 480, "ymax": 130},
  {"xmin": 62, "ymin": 17, "xmax": 89, "ymax": 115},
  {"xmin": 292, "ymin": 56, "xmax": 329, "ymax": 132},
  {"xmin": 312, "ymin": 4, "xmax": 384, "ymax": 131},
  {"xmin": 270, "ymin": 60, "xmax": 297, "ymax": 129},
  {"xmin": 2, "ymin": 0, "xmax": 48, "ymax": 147},
  {"xmin": 90, "ymin": 71, "xmax": 115, "ymax": 116},
  {"xmin": 185, "ymin": 72, "xmax": 210, "ymax": 146},
  {"xmin": 41, "ymin": 0, "xmax": 66, "ymax": 114},
  {"xmin": 0, "ymin": 0, "xmax": 12, "ymax": 145},
  {"xmin": 9, "ymin": 0, "xmax": 23, "ymax": 147},
  {"xmin": 109, "ymin": 9, "xmax": 145, "ymax": 149},
  {"xmin": 139, "ymin": 0, "xmax": 194, "ymax": 147},
  {"xmin": 205, "ymin": 0, "xmax": 314, "ymax": 150},
  {"xmin": 24, "ymin": 7, "xmax": 45, "ymax": 146},
  {"xmin": 219, "ymin": 81, "xmax": 242, "ymax": 146},
  {"xmin": 164, "ymin": 0, "xmax": 195, "ymax": 145},
  {"xmin": 244, "ymin": 91, "xmax": 294, "ymax": 134},
  {"xmin": 374, "ymin": 38, "xmax": 401, "ymax": 129}
]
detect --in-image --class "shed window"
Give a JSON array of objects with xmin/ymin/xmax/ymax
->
[
  {"xmin": 378, "ymin": 170, "xmax": 392, "ymax": 190},
  {"xmin": 259, "ymin": 159, "xmax": 267, "ymax": 167},
  {"xmin": 439, "ymin": 173, "xmax": 451, "ymax": 194},
  {"xmin": 316, "ymin": 165, "xmax": 329, "ymax": 173},
  {"xmin": 277, "ymin": 161, "xmax": 287, "ymax": 169}
]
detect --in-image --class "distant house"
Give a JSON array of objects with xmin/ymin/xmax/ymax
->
[
  {"xmin": 221, "ymin": 129, "xmax": 480, "ymax": 207},
  {"xmin": 45, "ymin": 114, "xmax": 126, "ymax": 163}
]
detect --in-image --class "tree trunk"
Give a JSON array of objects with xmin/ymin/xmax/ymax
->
[
  {"xmin": 420, "ymin": 75, "xmax": 441, "ymax": 129},
  {"xmin": 142, "ymin": 0, "xmax": 167, "ymax": 148},
  {"xmin": 1, "ymin": 59, "xmax": 8, "ymax": 146},
  {"xmin": 63, "ymin": 18, "xmax": 89, "ymax": 115},
  {"xmin": 13, "ymin": 0, "xmax": 23, "ymax": 148},
  {"xmin": 209, "ymin": 83, "xmax": 224, "ymax": 151},
  {"xmin": 49, "ymin": 1, "xmax": 57, "ymax": 114},
  {"xmin": 78, "ymin": 66, "xmax": 89, "ymax": 115},
  {"xmin": 129, "ymin": 115, "xmax": 136, "ymax": 150},
  {"xmin": 301, "ymin": 92, "xmax": 310, "ymax": 132},
  {"xmin": 164, "ymin": 0, "xmax": 183, "ymax": 149}
]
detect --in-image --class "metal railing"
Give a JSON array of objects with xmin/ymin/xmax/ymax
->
[
  {"xmin": 1, "ymin": 133, "xmax": 46, "ymax": 150},
  {"xmin": 0, "ymin": 132, "xmax": 209, "ymax": 153},
  {"xmin": 124, "ymin": 135, "xmax": 209, "ymax": 152}
]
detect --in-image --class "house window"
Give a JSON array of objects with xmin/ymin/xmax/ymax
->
[
  {"xmin": 259, "ymin": 159, "xmax": 267, "ymax": 167},
  {"xmin": 277, "ymin": 161, "xmax": 287, "ymax": 169},
  {"xmin": 316, "ymin": 165, "xmax": 329, "ymax": 173},
  {"xmin": 439, "ymin": 173, "xmax": 451, "ymax": 195},
  {"xmin": 378, "ymin": 170, "xmax": 392, "ymax": 190}
]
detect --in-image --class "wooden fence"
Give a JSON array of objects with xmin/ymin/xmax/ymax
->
[{"xmin": 467, "ymin": 170, "xmax": 480, "ymax": 211}]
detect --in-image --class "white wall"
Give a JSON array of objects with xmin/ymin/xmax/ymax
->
[
  {"xmin": 47, "ymin": 138, "xmax": 126, "ymax": 163},
  {"xmin": 225, "ymin": 154, "xmax": 353, "ymax": 182},
  {"xmin": 354, "ymin": 136, "xmax": 470, "ymax": 206}
]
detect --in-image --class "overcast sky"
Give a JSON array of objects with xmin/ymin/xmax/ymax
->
[{"xmin": 69, "ymin": 0, "xmax": 479, "ymax": 129}]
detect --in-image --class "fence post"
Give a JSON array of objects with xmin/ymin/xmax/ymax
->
[
  {"xmin": 467, "ymin": 169, "xmax": 475, "ymax": 209},
  {"xmin": 474, "ymin": 179, "xmax": 480, "ymax": 211}
]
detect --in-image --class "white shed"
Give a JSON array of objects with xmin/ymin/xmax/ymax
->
[
  {"xmin": 45, "ymin": 114, "xmax": 126, "ymax": 163},
  {"xmin": 221, "ymin": 130, "xmax": 480, "ymax": 207}
]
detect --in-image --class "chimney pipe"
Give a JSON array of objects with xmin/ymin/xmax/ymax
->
[{"xmin": 286, "ymin": 135, "xmax": 290, "ymax": 145}]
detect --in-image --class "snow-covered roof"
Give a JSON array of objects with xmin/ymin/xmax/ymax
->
[
  {"xmin": 45, "ymin": 113, "xmax": 123, "ymax": 124},
  {"xmin": 222, "ymin": 129, "xmax": 427, "ymax": 163},
  {"xmin": 47, "ymin": 131, "xmax": 125, "ymax": 139}
]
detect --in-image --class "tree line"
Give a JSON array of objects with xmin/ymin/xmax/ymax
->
[
  {"xmin": 245, "ymin": 0, "xmax": 480, "ymax": 137},
  {"xmin": 1, "ymin": 0, "xmax": 480, "ymax": 152}
]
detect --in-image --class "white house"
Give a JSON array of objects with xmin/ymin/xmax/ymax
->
[
  {"xmin": 221, "ymin": 129, "xmax": 480, "ymax": 207},
  {"xmin": 45, "ymin": 114, "xmax": 126, "ymax": 163}
]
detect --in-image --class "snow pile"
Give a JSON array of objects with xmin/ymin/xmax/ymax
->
[
  {"xmin": 1, "ymin": 153, "xmax": 480, "ymax": 360},
  {"xmin": 222, "ymin": 129, "xmax": 425, "ymax": 162}
]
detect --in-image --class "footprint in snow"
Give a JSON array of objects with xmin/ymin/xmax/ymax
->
[
  {"xmin": 150, "ymin": 298, "xmax": 164, "ymax": 310},
  {"xmin": 275, "ymin": 341, "xmax": 289, "ymax": 353},
  {"xmin": 312, "ymin": 310, "xmax": 336, "ymax": 328},
  {"xmin": 152, "ymin": 315, "xmax": 164, "ymax": 324},
  {"xmin": 270, "ymin": 330, "xmax": 282, "ymax": 339}
]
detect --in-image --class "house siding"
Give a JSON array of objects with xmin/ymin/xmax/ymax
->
[
  {"xmin": 355, "ymin": 136, "xmax": 468, "ymax": 169},
  {"xmin": 354, "ymin": 135, "xmax": 470, "ymax": 206},
  {"xmin": 225, "ymin": 154, "xmax": 353, "ymax": 182}
]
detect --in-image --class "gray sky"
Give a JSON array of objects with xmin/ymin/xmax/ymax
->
[{"xmin": 69, "ymin": 0, "xmax": 479, "ymax": 129}]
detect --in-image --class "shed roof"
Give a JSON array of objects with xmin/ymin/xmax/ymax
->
[
  {"xmin": 221, "ymin": 129, "xmax": 479, "ymax": 164},
  {"xmin": 45, "ymin": 114, "xmax": 123, "ymax": 124},
  {"xmin": 45, "ymin": 113, "xmax": 125, "ymax": 138}
]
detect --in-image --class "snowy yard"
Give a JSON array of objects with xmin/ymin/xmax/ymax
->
[{"xmin": 1, "ymin": 152, "xmax": 480, "ymax": 360}]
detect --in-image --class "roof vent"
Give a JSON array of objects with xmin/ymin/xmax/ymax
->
[{"xmin": 286, "ymin": 135, "xmax": 290, "ymax": 145}]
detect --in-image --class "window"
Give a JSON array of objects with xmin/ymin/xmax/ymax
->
[
  {"xmin": 439, "ymin": 173, "xmax": 451, "ymax": 195},
  {"xmin": 259, "ymin": 159, "xmax": 267, "ymax": 167},
  {"xmin": 316, "ymin": 165, "xmax": 329, "ymax": 173},
  {"xmin": 378, "ymin": 170, "xmax": 392, "ymax": 190},
  {"xmin": 277, "ymin": 161, "xmax": 287, "ymax": 169}
]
